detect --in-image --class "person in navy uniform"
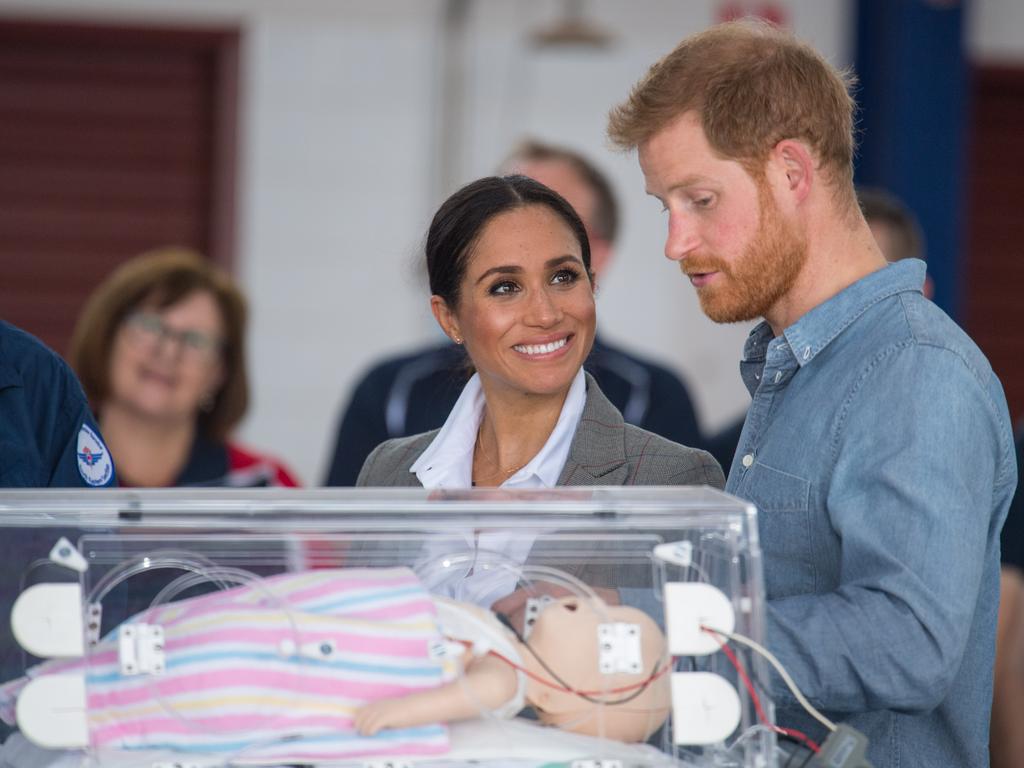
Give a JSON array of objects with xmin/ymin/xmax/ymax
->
[{"xmin": 0, "ymin": 319, "xmax": 115, "ymax": 488}]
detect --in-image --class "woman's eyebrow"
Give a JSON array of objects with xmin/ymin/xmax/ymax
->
[{"xmin": 475, "ymin": 265, "xmax": 522, "ymax": 285}]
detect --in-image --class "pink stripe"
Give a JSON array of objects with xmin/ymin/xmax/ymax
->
[
  {"xmin": 162, "ymin": 627, "xmax": 432, "ymax": 657},
  {"xmin": 88, "ymin": 669, "xmax": 438, "ymax": 709},
  {"xmin": 131, "ymin": 570, "xmax": 416, "ymax": 621}
]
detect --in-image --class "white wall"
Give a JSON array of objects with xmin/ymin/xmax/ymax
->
[{"xmin": 0, "ymin": 0, "xmax": 855, "ymax": 483}]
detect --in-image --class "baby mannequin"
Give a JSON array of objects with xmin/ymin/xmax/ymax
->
[
  {"xmin": 3, "ymin": 567, "xmax": 671, "ymax": 763},
  {"xmin": 356, "ymin": 592, "xmax": 671, "ymax": 742}
]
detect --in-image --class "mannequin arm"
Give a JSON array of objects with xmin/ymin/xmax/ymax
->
[{"xmin": 354, "ymin": 654, "xmax": 519, "ymax": 735}]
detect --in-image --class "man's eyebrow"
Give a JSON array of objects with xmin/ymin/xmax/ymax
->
[{"xmin": 646, "ymin": 175, "xmax": 717, "ymax": 198}]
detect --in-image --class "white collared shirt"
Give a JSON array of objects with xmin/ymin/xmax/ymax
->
[
  {"xmin": 410, "ymin": 366, "xmax": 586, "ymax": 490},
  {"xmin": 409, "ymin": 368, "xmax": 587, "ymax": 606}
]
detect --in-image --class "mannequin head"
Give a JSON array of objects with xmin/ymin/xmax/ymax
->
[{"xmin": 520, "ymin": 596, "xmax": 671, "ymax": 742}]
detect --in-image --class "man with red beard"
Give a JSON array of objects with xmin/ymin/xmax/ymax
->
[{"xmin": 609, "ymin": 21, "xmax": 1015, "ymax": 768}]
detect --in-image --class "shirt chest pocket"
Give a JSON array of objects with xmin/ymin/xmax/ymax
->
[{"xmin": 742, "ymin": 461, "xmax": 815, "ymax": 598}]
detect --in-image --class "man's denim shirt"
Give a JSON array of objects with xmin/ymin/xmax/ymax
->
[{"xmin": 726, "ymin": 259, "xmax": 1016, "ymax": 768}]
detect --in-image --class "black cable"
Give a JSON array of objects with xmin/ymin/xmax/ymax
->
[{"xmin": 495, "ymin": 611, "xmax": 663, "ymax": 706}]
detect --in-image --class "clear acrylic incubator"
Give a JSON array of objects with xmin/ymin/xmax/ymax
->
[{"xmin": 0, "ymin": 487, "xmax": 779, "ymax": 768}]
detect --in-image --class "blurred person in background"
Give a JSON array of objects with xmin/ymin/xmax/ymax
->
[
  {"xmin": 68, "ymin": 248, "xmax": 299, "ymax": 487},
  {"xmin": 325, "ymin": 139, "xmax": 702, "ymax": 485},
  {"xmin": 858, "ymin": 186, "xmax": 933, "ymax": 298}
]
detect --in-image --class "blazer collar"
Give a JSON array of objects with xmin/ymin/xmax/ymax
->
[{"xmin": 556, "ymin": 373, "xmax": 629, "ymax": 486}]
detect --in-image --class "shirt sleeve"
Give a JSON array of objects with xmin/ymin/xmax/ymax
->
[
  {"xmin": 49, "ymin": 399, "xmax": 116, "ymax": 488},
  {"xmin": 765, "ymin": 343, "xmax": 1014, "ymax": 714}
]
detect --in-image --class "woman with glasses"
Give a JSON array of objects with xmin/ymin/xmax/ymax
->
[{"xmin": 68, "ymin": 248, "xmax": 298, "ymax": 487}]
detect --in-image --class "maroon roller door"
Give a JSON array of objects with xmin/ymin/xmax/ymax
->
[{"xmin": 0, "ymin": 18, "xmax": 238, "ymax": 355}]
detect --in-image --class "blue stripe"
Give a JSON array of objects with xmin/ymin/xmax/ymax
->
[
  {"xmin": 86, "ymin": 651, "xmax": 442, "ymax": 686},
  {"xmin": 308, "ymin": 584, "xmax": 427, "ymax": 613}
]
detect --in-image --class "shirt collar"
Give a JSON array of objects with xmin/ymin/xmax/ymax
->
[
  {"xmin": 743, "ymin": 258, "xmax": 927, "ymax": 368},
  {"xmin": 410, "ymin": 368, "xmax": 587, "ymax": 489}
]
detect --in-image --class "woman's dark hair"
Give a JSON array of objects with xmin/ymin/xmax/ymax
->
[
  {"xmin": 69, "ymin": 247, "xmax": 248, "ymax": 441},
  {"xmin": 426, "ymin": 175, "xmax": 592, "ymax": 307}
]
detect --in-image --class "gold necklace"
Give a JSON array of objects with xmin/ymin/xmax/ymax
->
[{"xmin": 473, "ymin": 430, "xmax": 528, "ymax": 483}]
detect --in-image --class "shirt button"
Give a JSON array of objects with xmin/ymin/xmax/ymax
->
[{"xmin": 742, "ymin": 453, "xmax": 754, "ymax": 468}]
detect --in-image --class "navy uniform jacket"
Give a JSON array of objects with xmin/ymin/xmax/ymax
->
[
  {"xmin": 324, "ymin": 336, "xmax": 703, "ymax": 486},
  {"xmin": 1003, "ymin": 428, "xmax": 1024, "ymax": 570},
  {"xmin": 0, "ymin": 320, "xmax": 115, "ymax": 488}
]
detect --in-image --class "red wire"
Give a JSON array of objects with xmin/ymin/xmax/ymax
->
[
  {"xmin": 702, "ymin": 627, "xmax": 820, "ymax": 754},
  {"xmin": 446, "ymin": 635, "xmax": 671, "ymax": 697}
]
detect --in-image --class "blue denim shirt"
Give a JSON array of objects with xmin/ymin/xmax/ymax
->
[{"xmin": 726, "ymin": 259, "xmax": 1016, "ymax": 768}]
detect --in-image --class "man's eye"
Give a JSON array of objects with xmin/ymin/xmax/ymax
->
[
  {"xmin": 692, "ymin": 196, "xmax": 714, "ymax": 209},
  {"xmin": 489, "ymin": 280, "xmax": 519, "ymax": 295}
]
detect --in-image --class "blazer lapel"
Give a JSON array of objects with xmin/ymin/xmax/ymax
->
[{"xmin": 557, "ymin": 373, "xmax": 629, "ymax": 486}]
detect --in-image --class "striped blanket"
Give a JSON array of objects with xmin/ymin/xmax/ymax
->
[{"xmin": 0, "ymin": 567, "xmax": 451, "ymax": 763}]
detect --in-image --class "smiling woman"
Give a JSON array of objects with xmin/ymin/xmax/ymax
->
[
  {"xmin": 67, "ymin": 248, "xmax": 299, "ymax": 487},
  {"xmin": 357, "ymin": 175, "xmax": 723, "ymax": 492}
]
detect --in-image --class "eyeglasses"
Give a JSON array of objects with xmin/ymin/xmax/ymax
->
[{"xmin": 124, "ymin": 312, "xmax": 223, "ymax": 359}]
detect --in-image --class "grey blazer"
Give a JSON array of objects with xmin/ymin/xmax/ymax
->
[{"xmin": 356, "ymin": 373, "xmax": 725, "ymax": 489}]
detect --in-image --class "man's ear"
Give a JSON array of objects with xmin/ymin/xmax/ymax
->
[
  {"xmin": 771, "ymin": 139, "xmax": 814, "ymax": 205},
  {"xmin": 430, "ymin": 295, "xmax": 462, "ymax": 344}
]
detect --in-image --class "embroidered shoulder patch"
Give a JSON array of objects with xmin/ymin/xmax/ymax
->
[{"xmin": 76, "ymin": 424, "xmax": 113, "ymax": 487}]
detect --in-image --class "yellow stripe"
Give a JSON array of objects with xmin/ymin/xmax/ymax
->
[{"xmin": 89, "ymin": 694, "xmax": 359, "ymax": 725}]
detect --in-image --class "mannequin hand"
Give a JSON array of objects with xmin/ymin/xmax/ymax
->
[{"xmin": 354, "ymin": 698, "xmax": 407, "ymax": 735}]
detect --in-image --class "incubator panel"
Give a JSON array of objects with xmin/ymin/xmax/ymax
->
[{"xmin": 0, "ymin": 487, "xmax": 776, "ymax": 768}]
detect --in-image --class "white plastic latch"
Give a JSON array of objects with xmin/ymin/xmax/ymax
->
[
  {"xmin": 16, "ymin": 674, "xmax": 88, "ymax": 748},
  {"xmin": 119, "ymin": 623, "xmax": 165, "ymax": 676},
  {"xmin": 11, "ymin": 583, "xmax": 84, "ymax": 658},
  {"xmin": 654, "ymin": 540, "xmax": 694, "ymax": 567},
  {"xmin": 597, "ymin": 622, "xmax": 643, "ymax": 674},
  {"xmin": 48, "ymin": 537, "xmax": 88, "ymax": 573},
  {"xmin": 663, "ymin": 582, "xmax": 736, "ymax": 656},
  {"xmin": 670, "ymin": 672, "xmax": 741, "ymax": 745}
]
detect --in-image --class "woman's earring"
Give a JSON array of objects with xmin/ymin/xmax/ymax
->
[{"xmin": 452, "ymin": 335, "xmax": 463, "ymax": 345}]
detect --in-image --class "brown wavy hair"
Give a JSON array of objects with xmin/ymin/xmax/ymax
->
[
  {"xmin": 608, "ymin": 20, "xmax": 857, "ymax": 206},
  {"xmin": 68, "ymin": 247, "xmax": 248, "ymax": 441}
]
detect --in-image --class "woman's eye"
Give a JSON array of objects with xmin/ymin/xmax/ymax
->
[
  {"xmin": 551, "ymin": 268, "xmax": 580, "ymax": 285},
  {"xmin": 489, "ymin": 280, "xmax": 519, "ymax": 296}
]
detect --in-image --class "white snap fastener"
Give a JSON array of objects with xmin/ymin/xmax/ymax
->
[{"xmin": 742, "ymin": 454, "xmax": 754, "ymax": 468}]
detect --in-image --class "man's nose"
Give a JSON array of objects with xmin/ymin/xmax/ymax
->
[{"xmin": 664, "ymin": 212, "xmax": 700, "ymax": 262}]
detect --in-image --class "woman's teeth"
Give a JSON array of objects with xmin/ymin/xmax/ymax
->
[{"xmin": 513, "ymin": 338, "xmax": 568, "ymax": 356}]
